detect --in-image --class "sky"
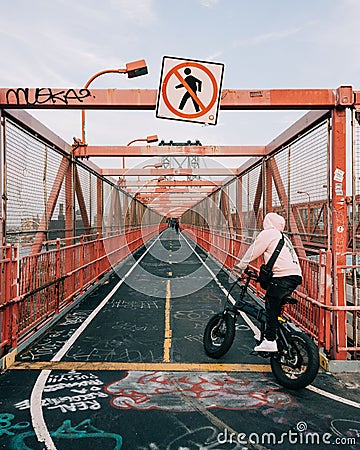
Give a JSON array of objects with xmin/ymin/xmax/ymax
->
[{"xmin": 1, "ymin": 0, "xmax": 360, "ymax": 172}]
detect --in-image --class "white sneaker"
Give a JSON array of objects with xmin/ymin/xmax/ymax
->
[{"xmin": 254, "ymin": 339, "xmax": 278, "ymax": 352}]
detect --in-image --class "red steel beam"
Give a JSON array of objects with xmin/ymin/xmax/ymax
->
[
  {"xmin": 129, "ymin": 188, "xmax": 215, "ymax": 194},
  {"xmin": 140, "ymin": 196, "xmax": 207, "ymax": 201},
  {"xmin": 125, "ymin": 180, "xmax": 219, "ymax": 187},
  {"xmin": 101, "ymin": 168, "xmax": 237, "ymax": 177},
  {"xmin": 73, "ymin": 145, "xmax": 266, "ymax": 158},
  {"xmin": 0, "ymin": 87, "xmax": 353, "ymax": 109}
]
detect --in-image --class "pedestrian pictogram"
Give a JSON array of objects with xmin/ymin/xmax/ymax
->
[
  {"xmin": 156, "ymin": 56, "xmax": 224, "ymax": 125},
  {"xmin": 176, "ymin": 68, "xmax": 202, "ymax": 112}
]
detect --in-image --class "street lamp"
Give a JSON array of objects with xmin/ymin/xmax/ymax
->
[
  {"xmin": 142, "ymin": 162, "xmax": 163, "ymax": 169},
  {"xmin": 124, "ymin": 134, "xmax": 158, "ymax": 170},
  {"xmin": 135, "ymin": 177, "xmax": 165, "ymax": 203},
  {"xmin": 297, "ymin": 190, "xmax": 311, "ymax": 235},
  {"xmin": 81, "ymin": 59, "xmax": 148, "ymax": 144},
  {"xmin": 138, "ymin": 161, "xmax": 163, "ymax": 182}
]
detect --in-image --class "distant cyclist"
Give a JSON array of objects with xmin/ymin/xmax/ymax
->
[
  {"xmin": 234, "ymin": 212, "xmax": 302, "ymax": 352},
  {"xmin": 174, "ymin": 219, "xmax": 180, "ymax": 234}
]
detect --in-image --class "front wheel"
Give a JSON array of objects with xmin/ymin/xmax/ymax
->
[
  {"xmin": 271, "ymin": 331, "xmax": 319, "ymax": 390},
  {"xmin": 203, "ymin": 313, "xmax": 236, "ymax": 359}
]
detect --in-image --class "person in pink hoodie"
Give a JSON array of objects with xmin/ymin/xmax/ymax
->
[{"xmin": 234, "ymin": 212, "xmax": 302, "ymax": 352}]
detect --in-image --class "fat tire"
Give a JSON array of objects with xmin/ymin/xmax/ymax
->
[
  {"xmin": 270, "ymin": 331, "xmax": 319, "ymax": 390},
  {"xmin": 203, "ymin": 313, "xmax": 236, "ymax": 359}
]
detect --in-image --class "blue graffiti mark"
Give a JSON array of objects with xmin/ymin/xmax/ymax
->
[
  {"xmin": 11, "ymin": 419, "xmax": 122, "ymax": 450},
  {"xmin": 0, "ymin": 413, "xmax": 30, "ymax": 437}
]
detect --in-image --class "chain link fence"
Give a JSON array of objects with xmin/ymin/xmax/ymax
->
[{"xmin": 2, "ymin": 114, "xmax": 159, "ymax": 254}]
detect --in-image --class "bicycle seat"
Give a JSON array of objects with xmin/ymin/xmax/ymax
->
[{"xmin": 281, "ymin": 295, "xmax": 297, "ymax": 305}]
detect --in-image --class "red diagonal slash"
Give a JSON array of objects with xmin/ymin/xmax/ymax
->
[{"xmin": 173, "ymin": 69, "xmax": 207, "ymax": 112}]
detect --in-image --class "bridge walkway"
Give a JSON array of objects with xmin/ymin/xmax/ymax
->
[{"xmin": 0, "ymin": 228, "xmax": 360, "ymax": 449}]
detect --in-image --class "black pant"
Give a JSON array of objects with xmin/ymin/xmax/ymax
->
[{"xmin": 264, "ymin": 275, "xmax": 302, "ymax": 341}]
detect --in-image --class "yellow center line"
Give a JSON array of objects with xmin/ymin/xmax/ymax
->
[
  {"xmin": 11, "ymin": 361, "xmax": 272, "ymax": 372},
  {"xmin": 163, "ymin": 279, "xmax": 172, "ymax": 362}
]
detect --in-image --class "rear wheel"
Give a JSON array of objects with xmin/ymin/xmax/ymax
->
[
  {"xmin": 271, "ymin": 331, "xmax": 319, "ymax": 390},
  {"xmin": 203, "ymin": 313, "xmax": 236, "ymax": 359}
]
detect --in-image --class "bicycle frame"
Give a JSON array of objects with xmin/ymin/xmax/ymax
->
[
  {"xmin": 225, "ymin": 269, "xmax": 294, "ymax": 355},
  {"xmin": 204, "ymin": 268, "xmax": 320, "ymax": 388}
]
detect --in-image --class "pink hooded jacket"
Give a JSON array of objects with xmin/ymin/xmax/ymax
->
[{"xmin": 236, "ymin": 212, "xmax": 302, "ymax": 278}]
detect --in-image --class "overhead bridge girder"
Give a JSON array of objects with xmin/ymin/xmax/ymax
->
[
  {"xmin": 100, "ymin": 168, "xmax": 238, "ymax": 177},
  {"xmin": 73, "ymin": 145, "xmax": 266, "ymax": 158},
  {"xmin": 0, "ymin": 86, "xmax": 354, "ymax": 109}
]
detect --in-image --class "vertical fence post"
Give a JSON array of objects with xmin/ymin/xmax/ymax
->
[
  {"xmin": 96, "ymin": 232, "xmax": 101, "ymax": 282},
  {"xmin": 324, "ymin": 249, "xmax": 332, "ymax": 352},
  {"xmin": 55, "ymin": 238, "xmax": 60, "ymax": 314},
  {"xmin": 0, "ymin": 110, "xmax": 4, "ymax": 247},
  {"xmin": 79, "ymin": 235, "xmax": 84, "ymax": 293},
  {"xmin": 318, "ymin": 250, "xmax": 326, "ymax": 348},
  {"xmin": 3, "ymin": 246, "xmax": 12, "ymax": 349}
]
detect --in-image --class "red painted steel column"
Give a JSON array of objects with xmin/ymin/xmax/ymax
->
[
  {"xmin": 65, "ymin": 163, "xmax": 74, "ymax": 241},
  {"xmin": 0, "ymin": 109, "xmax": 4, "ymax": 247},
  {"xmin": 331, "ymin": 108, "xmax": 348, "ymax": 360}
]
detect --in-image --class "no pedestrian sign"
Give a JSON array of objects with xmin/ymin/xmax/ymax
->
[{"xmin": 156, "ymin": 56, "xmax": 224, "ymax": 126}]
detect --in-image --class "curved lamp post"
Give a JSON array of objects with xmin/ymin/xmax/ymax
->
[
  {"xmin": 81, "ymin": 59, "xmax": 148, "ymax": 144},
  {"xmin": 138, "ymin": 161, "xmax": 162, "ymax": 182},
  {"xmin": 124, "ymin": 134, "xmax": 158, "ymax": 169}
]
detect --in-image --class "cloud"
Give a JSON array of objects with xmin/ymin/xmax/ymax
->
[
  {"xmin": 200, "ymin": 0, "xmax": 219, "ymax": 7},
  {"xmin": 109, "ymin": 0, "xmax": 157, "ymax": 25},
  {"xmin": 252, "ymin": 27, "xmax": 302, "ymax": 45},
  {"xmin": 205, "ymin": 50, "xmax": 224, "ymax": 61}
]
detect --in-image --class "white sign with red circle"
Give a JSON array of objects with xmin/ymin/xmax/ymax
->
[{"xmin": 156, "ymin": 56, "xmax": 224, "ymax": 125}]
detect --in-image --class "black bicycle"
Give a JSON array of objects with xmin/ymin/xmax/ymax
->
[{"xmin": 203, "ymin": 268, "xmax": 319, "ymax": 390}]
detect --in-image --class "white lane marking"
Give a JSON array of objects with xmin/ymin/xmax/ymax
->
[
  {"xmin": 30, "ymin": 235, "xmax": 161, "ymax": 449},
  {"xmin": 306, "ymin": 385, "xmax": 360, "ymax": 408},
  {"xmin": 182, "ymin": 232, "xmax": 360, "ymax": 409},
  {"xmin": 180, "ymin": 233, "xmax": 259, "ymax": 336}
]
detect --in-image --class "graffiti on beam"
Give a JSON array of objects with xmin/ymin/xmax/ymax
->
[
  {"xmin": 5, "ymin": 88, "xmax": 91, "ymax": 106},
  {"xmin": 105, "ymin": 371, "xmax": 294, "ymax": 411}
]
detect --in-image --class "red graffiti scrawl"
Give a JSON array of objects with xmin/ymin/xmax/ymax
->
[{"xmin": 104, "ymin": 371, "xmax": 294, "ymax": 411}]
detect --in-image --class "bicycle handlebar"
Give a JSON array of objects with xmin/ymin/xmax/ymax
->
[
  {"xmin": 232, "ymin": 266, "xmax": 258, "ymax": 281},
  {"xmin": 243, "ymin": 267, "xmax": 259, "ymax": 280}
]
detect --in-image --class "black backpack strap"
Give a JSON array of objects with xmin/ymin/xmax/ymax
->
[{"xmin": 266, "ymin": 233, "xmax": 285, "ymax": 270}]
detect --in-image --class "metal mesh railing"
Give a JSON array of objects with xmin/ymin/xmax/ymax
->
[
  {"xmin": 3, "ymin": 116, "xmax": 159, "ymax": 252},
  {"xmin": 182, "ymin": 116, "xmax": 332, "ymax": 352},
  {"xmin": 5, "ymin": 120, "xmax": 66, "ymax": 246}
]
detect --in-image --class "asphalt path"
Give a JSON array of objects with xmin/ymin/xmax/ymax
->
[{"xmin": 0, "ymin": 228, "xmax": 360, "ymax": 449}]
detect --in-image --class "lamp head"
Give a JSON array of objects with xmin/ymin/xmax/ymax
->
[
  {"xmin": 146, "ymin": 134, "xmax": 158, "ymax": 143},
  {"xmin": 126, "ymin": 59, "xmax": 148, "ymax": 78}
]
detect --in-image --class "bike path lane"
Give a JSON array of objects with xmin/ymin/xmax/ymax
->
[{"xmin": 0, "ymin": 229, "xmax": 360, "ymax": 449}]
